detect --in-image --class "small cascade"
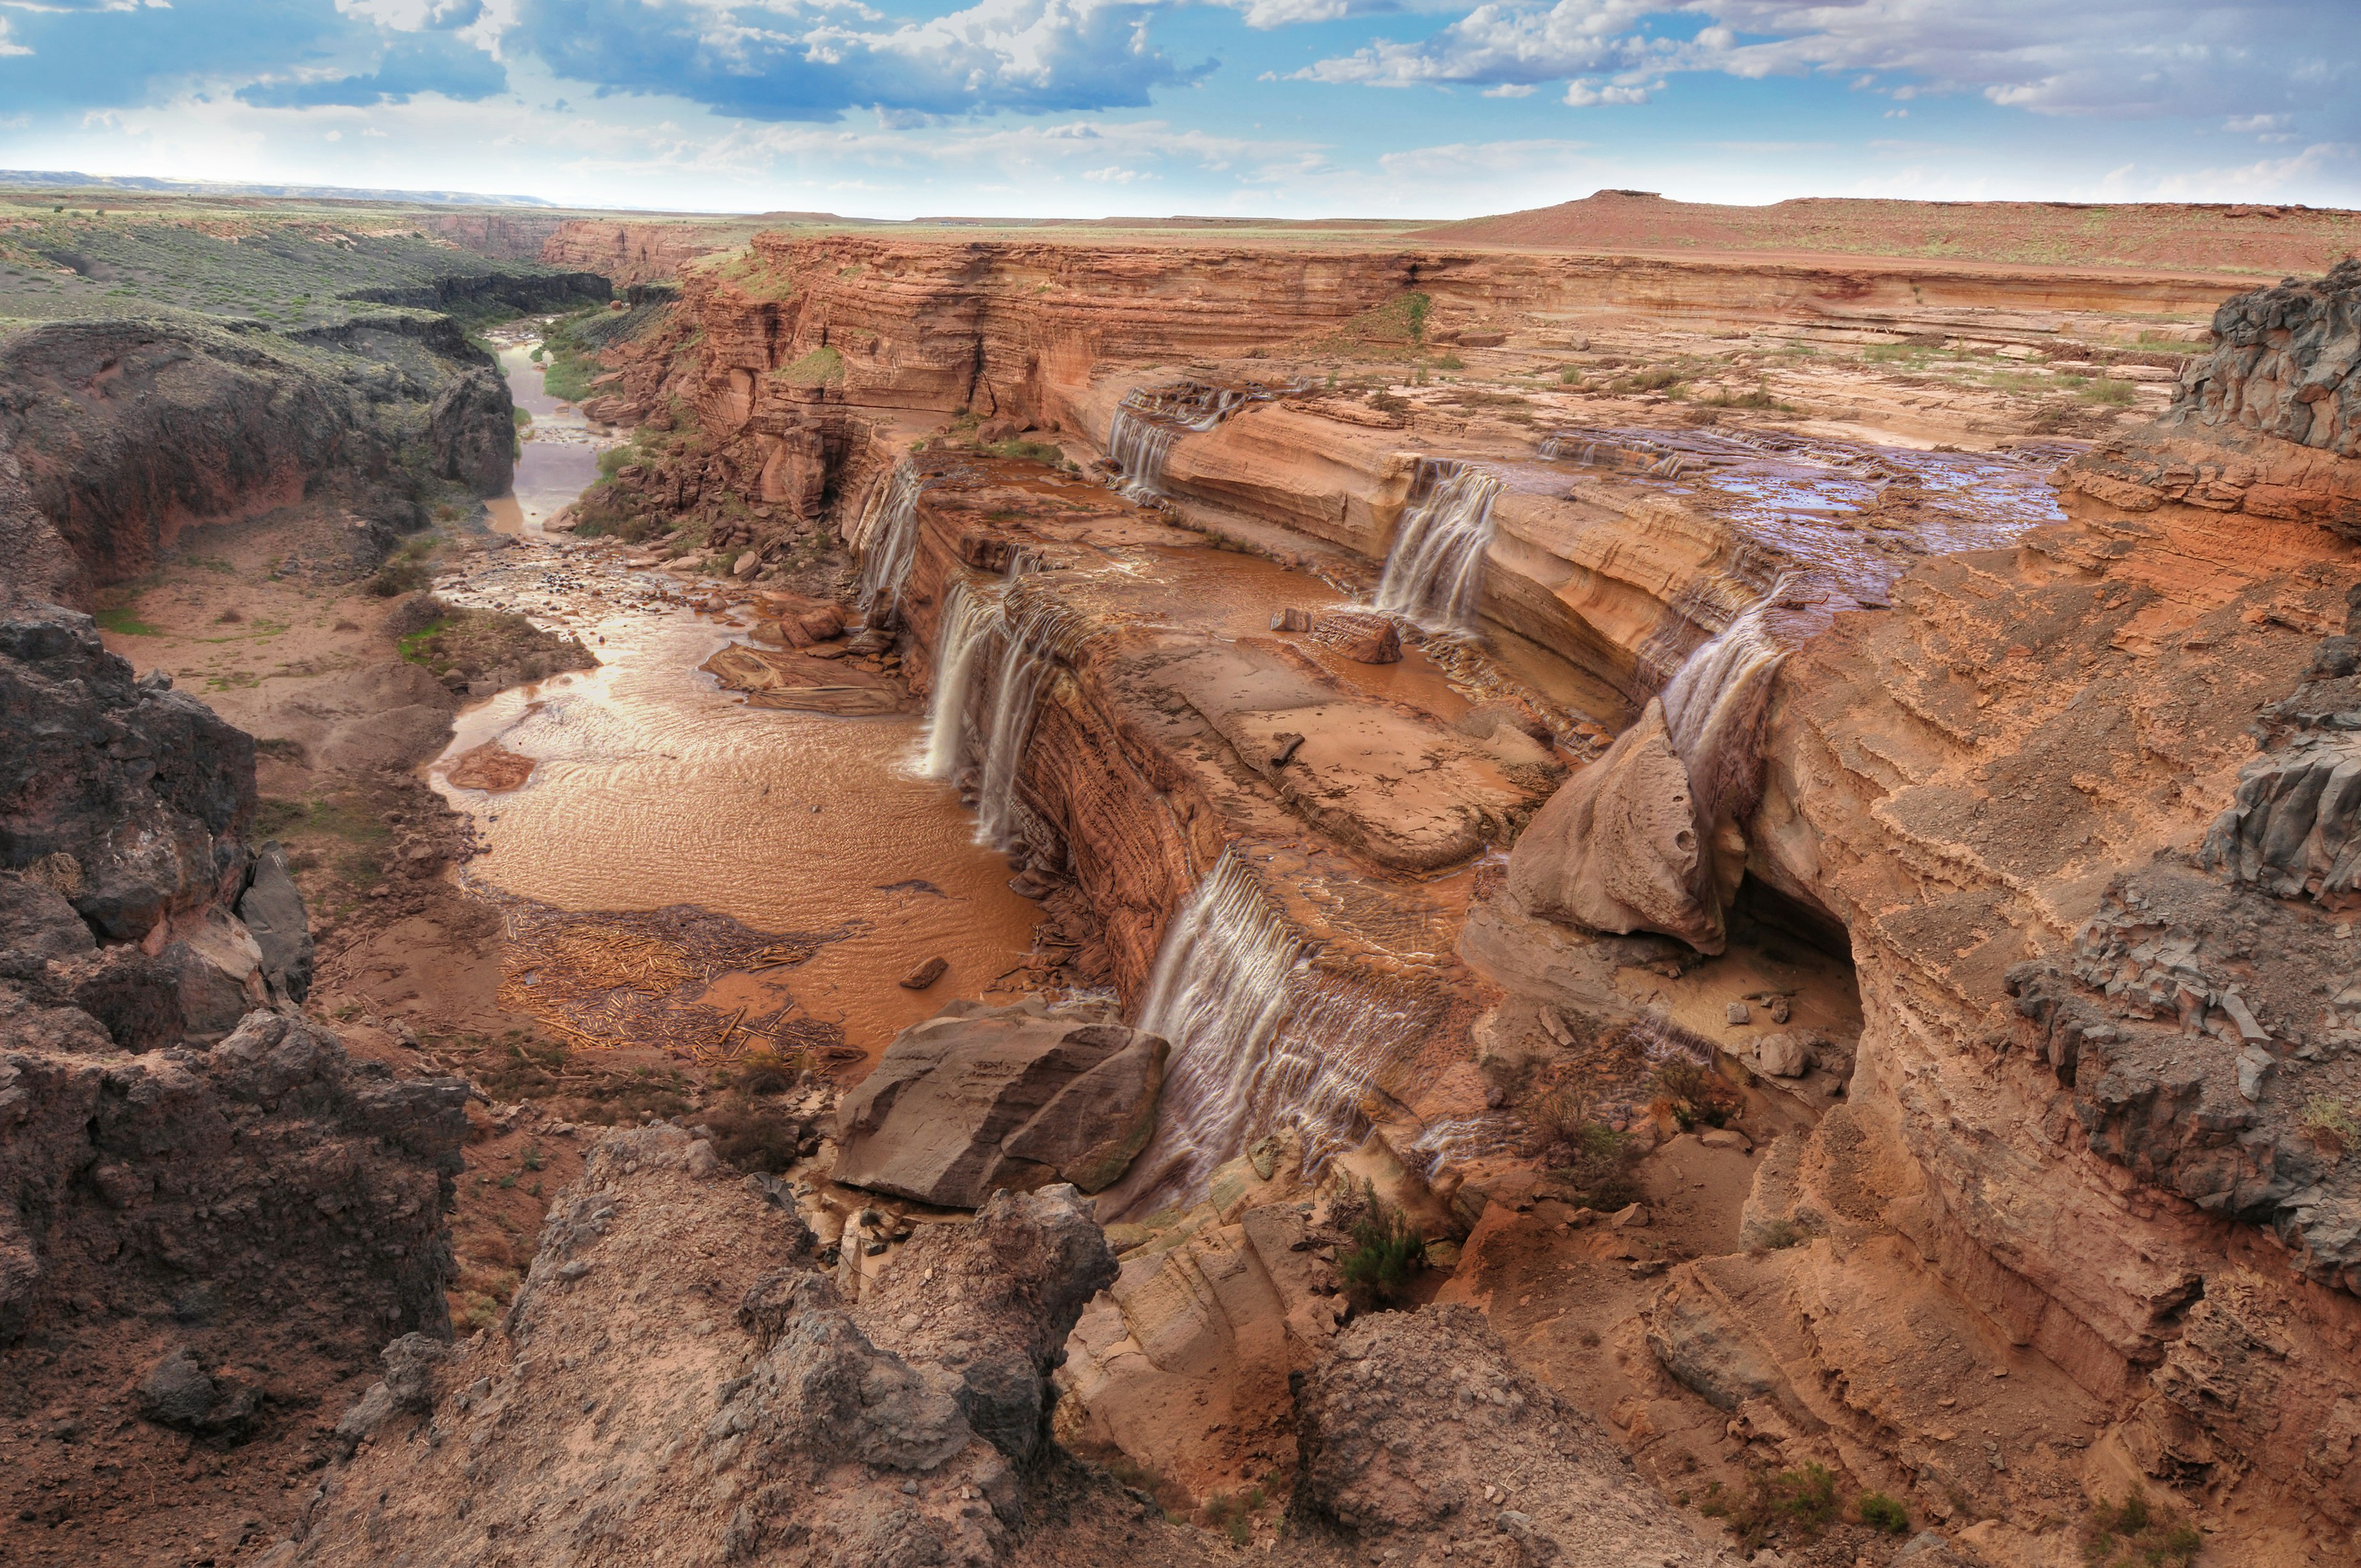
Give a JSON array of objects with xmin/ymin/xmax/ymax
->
[
  {"xmin": 1103, "ymin": 378, "xmax": 1302, "ymax": 501},
  {"xmin": 1658, "ymin": 580, "xmax": 1790, "ymax": 833},
  {"xmin": 1101, "ymin": 851, "xmax": 1424, "ymax": 1217},
  {"xmin": 917, "ymin": 579, "xmax": 999, "ymax": 782},
  {"xmin": 971, "ymin": 598, "xmax": 1064, "ymax": 849},
  {"xmin": 1372, "ymin": 459, "xmax": 1501, "ymax": 632},
  {"xmin": 854, "ymin": 462, "xmax": 925, "ymax": 618},
  {"xmin": 1106, "ymin": 405, "xmax": 1179, "ymax": 502}
]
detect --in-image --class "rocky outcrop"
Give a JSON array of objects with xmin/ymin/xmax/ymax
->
[
  {"xmin": 1, "ymin": 601, "xmax": 255, "ymax": 943},
  {"xmin": 1507, "ymin": 700, "xmax": 1723, "ymax": 950},
  {"xmin": 287, "ymin": 1126, "xmax": 1119, "ymax": 1566},
  {"xmin": 0, "ymin": 1005, "xmax": 467, "ymax": 1356},
  {"xmin": 0, "ymin": 311, "xmax": 520, "ymax": 602},
  {"xmin": 832, "ymin": 997, "xmax": 1169, "ymax": 1208},
  {"xmin": 426, "ymin": 364, "xmax": 517, "ymax": 497},
  {"xmin": 2170, "ymin": 256, "xmax": 2358, "ymax": 460},
  {"xmin": 1710, "ymin": 262, "xmax": 2361, "ymax": 1534},
  {"xmin": 1294, "ymin": 1304, "xmax": 1714, "ymax": 1564}
]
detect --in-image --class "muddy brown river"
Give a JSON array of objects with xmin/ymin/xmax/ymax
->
[{"xmin": 430, "ymin": 333, "xmax": 1038, "ymax": 1063}]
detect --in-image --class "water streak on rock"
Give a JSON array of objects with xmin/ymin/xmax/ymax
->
[
  {"xmin": 918, "ymin": 578, "xmax": 999, "ymax": 782},
  {"xmin": 1104, "ymin": 851, "xmax": 1422, "ymax": 1216},
  {"xmin": 1104, "ymin": 379, "xmax": 1298, "ymax": 501},
  {"xmin": 973, "ymin": 599, "xmax": 1063, "ymax": 849},
  {"xmin": 1659, "ymin": 580, "xmax": 1790, "ymax": 835},
  {"xmin": 1373, "ymin": 458, "xmax": 1500, "ymax": 632},
  {"xmin": 853, "ymin": 461, "xmax": 925, "ymax": 617}
]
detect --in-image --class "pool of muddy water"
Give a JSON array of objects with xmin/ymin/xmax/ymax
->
[{"xmin": 430, "ymin": 339, "xmax": 1038, "ymax": 1065}]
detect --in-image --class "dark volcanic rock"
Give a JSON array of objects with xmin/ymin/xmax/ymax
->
[
  {"xmin": 2170, "ymin": 255, "xmax": 2359, "ymax": 458},
  {"xmin": 239, "ymin": 843, "xmax": 314, "ymax": 1000},
  {"xmin": 292, "ymin": 1128, "xmax": 1116, "ymax": 1566},
  {"xmin": 0, "ymin": 602, "xmax": 256, "ymax": 941},
  {"xmin": 832, "ymin": 997, "xmax": 1169, "ymax": 1207},
  {"xmin": 0, "ymin": 1007, "xmax": 467, "ymax": 1353},
  {"xmin": 427, "ymin": 363, "xmax": 516, "ymax": 497}
]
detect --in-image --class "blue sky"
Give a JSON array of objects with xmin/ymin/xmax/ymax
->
[{"xmin": 0, "ymin": 0, "xmax": 2352, "ymax": 217}]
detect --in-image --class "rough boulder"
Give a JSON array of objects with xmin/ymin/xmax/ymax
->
[
  {"xmin": 833, "ymin": 996, "xmax": 1169, "ymax": 1207},
  {"xmin": 285, "ymin": 1125, "xmax": 1120, "ymax": 1566},
  {"xmin": 1294, "ymin": 1303, "xmax": 1715, "ymax": 1566}
]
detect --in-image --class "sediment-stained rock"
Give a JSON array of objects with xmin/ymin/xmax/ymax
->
[
  {"xmin": 288, "ymin": 1127, "xmax": 1120, "ymax": 1566},
  {"xmin": 833, "ymin": 997, "xmax": 1170, "ymax": 1207},
  {"xmin": 1294, "ymin": 1303, "xmax": 1715, "ymax": 1565}
]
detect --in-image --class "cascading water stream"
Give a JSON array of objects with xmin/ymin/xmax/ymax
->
[
  {"xmin": 1099, "ymin": 850, "xmax": 1423, "ymax": 1218},
  {"xmin": 1103, "ymin": 379, "xmax": 1296, "ymax": 501},
  {"xmin": 1658, "ymin": 579, "xmax": 1791, "ymax": 834},
  {"xmin": 854, "ymin": 462, "xmax": 925, "ymax": 618},
  {"xmin": 1106, "ymin": 407, "xmax": 1180, "ymax": 502},
  {"xmin": 917, "ymin": 579, "xmax": 999, "ymax": 782},
  {"xmin": 971, "ymin": 599, "xmax": 1064, "ymax": 850},
  {"xmin": 1372, "ymin": 459, "xmax": 1501, "ymax": 632}
]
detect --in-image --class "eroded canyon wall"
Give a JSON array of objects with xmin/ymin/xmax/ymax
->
[{"xmin": 1721, "ymin": 261, "xmax": 2361, "ymax": 1529}]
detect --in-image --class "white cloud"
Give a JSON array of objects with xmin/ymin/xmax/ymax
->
[
  {"xmin": 1375, "ymin": 134, "xmax": 1590, "ymax": 175},
  {"xmin": 1480, "ymin": 81, "xmax": 1533, "ymax": 97},
  {"xmin": 1562, "ymin": 75, "xmax": 1646, "ymax": 105},
  {"xmin": 1297, "ymin": 0, "xmax": 2355, "ymax": 135},
  {"xmin": 1294, "ymin": 0, "xmax": 1660, "ymax": 89},
  {"xmin": 0, "ymin": 19, "xmax": 26, "ymax": 53}
]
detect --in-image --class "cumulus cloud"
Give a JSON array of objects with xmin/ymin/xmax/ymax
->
[
  {"xmin": 1205, "ymin": 0, "xmax": 1396, "ymax": 29},
  {"xmin": 1295, "ymin": 0, "xmax": 1660, "ymax": 89},
  {"xmin": 508, "ymin": 0, "xmax": 1208, "ymax": 121},
  {"xmin": 1297, "ymin": 0, "xmax": 2355, "ymax": 133},
  {"xmin": 237, "ymin": 29, "xmax": 507, "ymax": 105}
]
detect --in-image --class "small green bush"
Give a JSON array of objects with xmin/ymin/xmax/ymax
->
[
  {"xmin": 2079, "ymin": 1487, "xmax": 2201, "ymax": 1567},
  {"xmin": 1337, "ymin": 1180, "xmax": 1423, "ymax": 1308},
  {"xmin": 1856, "ymin": 1491, "xmax": 1909, "ymax": 1534},
  {"xmin": 366, "ymin": 559, "xmax": 433, "ymax": 598},
  {"xmin": 776, "ymin": 346, "xmax": 845, "ymax": 386},
  {"xmin": 1429, "ymin": 352, "xmax": 1465, "ymax": 370},
  {"xmin": 2081, "ymin": 378, "xmax": 2138, "ymax": 406}
]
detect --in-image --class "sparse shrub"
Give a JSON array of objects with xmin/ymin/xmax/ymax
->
[
  {"xmin": 2079, "ymin": 1488, "xmax": 2201, "ymax": 1567},
  {"xmin": 1856, "ymin": 1491, "xmax": 1909, "ymax": 1534},
  {"xmin": 2305, "ymin": 1094, "xmax": 2359, "ymax": 1155},
  {"xmin": 697, "ymin": 1099, "xmax": 810, "ymax": 1174},
  {"xmin": 1699, "ymin": 1463, "xmax": 1840, "ymax": 1550},
  {"xmin": 2081, "ymin": 378, "xmax": 2138, "ymax": 406},
  {"xmin": 366, "ymin": 559, "xmax": 433, "ymax": 598},
  {"xmin": 1530, "ymin": 1082, "xmax": 1644, "ymax": 1211},
  {"xmin": 1654, "ymin": 1055, "xmax": 1739, "ymax": 1131},
  {"xmin": 1337, "ymin": 1179, "xmax": 1423, "ymax": 1308},
  {"xmin": 1758, "ymin": 1218, "xmax": 1802, "ymax": 1251},
  {"xmin": 1559, "ymin": 366, "xmax": 1584, "ymax": 386},
  {"xmin": 1429, "ymin": 352, "xmax": 1465, "ymax": 370}
]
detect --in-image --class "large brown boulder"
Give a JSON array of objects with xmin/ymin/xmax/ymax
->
[
  {"xmin": 833, "ymin": 998, "xmax": 1168, "ymax": 1208},
  {"xmin": 1505, "ymin": 700, "xmax": 1735, "ymax": 953}
]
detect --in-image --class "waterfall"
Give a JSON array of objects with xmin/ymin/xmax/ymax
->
[
  {"xmin": 1106, "ymin": 406, "xmax": 1179, "ymax": 502},
  {"xmin": 1372, "ymin": 459, "xmax": 1501, "ymax": 632},
  {"xmin": 1659, "ymin": 581, "xmax": 1790, "ymax": 833},
  {"xmin": 917, "ymin": 579, "xmax": 998, "ymax": 782},
  {"xmin": 971, "ymin": 600, "xmax": 1062, "ymax": 850},
  {"xmin": 1099, "ymin": 850, "xmax": 1424, "ymax": 1217},
  {"xmin": 854, "ymin": 462, "xmax": 924, "ymax": 617},
  {"xmin": 1104, "ymin": 379, "xmax": 1298, "ymax": 501}
]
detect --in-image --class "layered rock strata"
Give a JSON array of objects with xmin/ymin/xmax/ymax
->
[{"xmin": 1568, "ymin": 264, "xmax": 2361, "ymax": 1535}]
